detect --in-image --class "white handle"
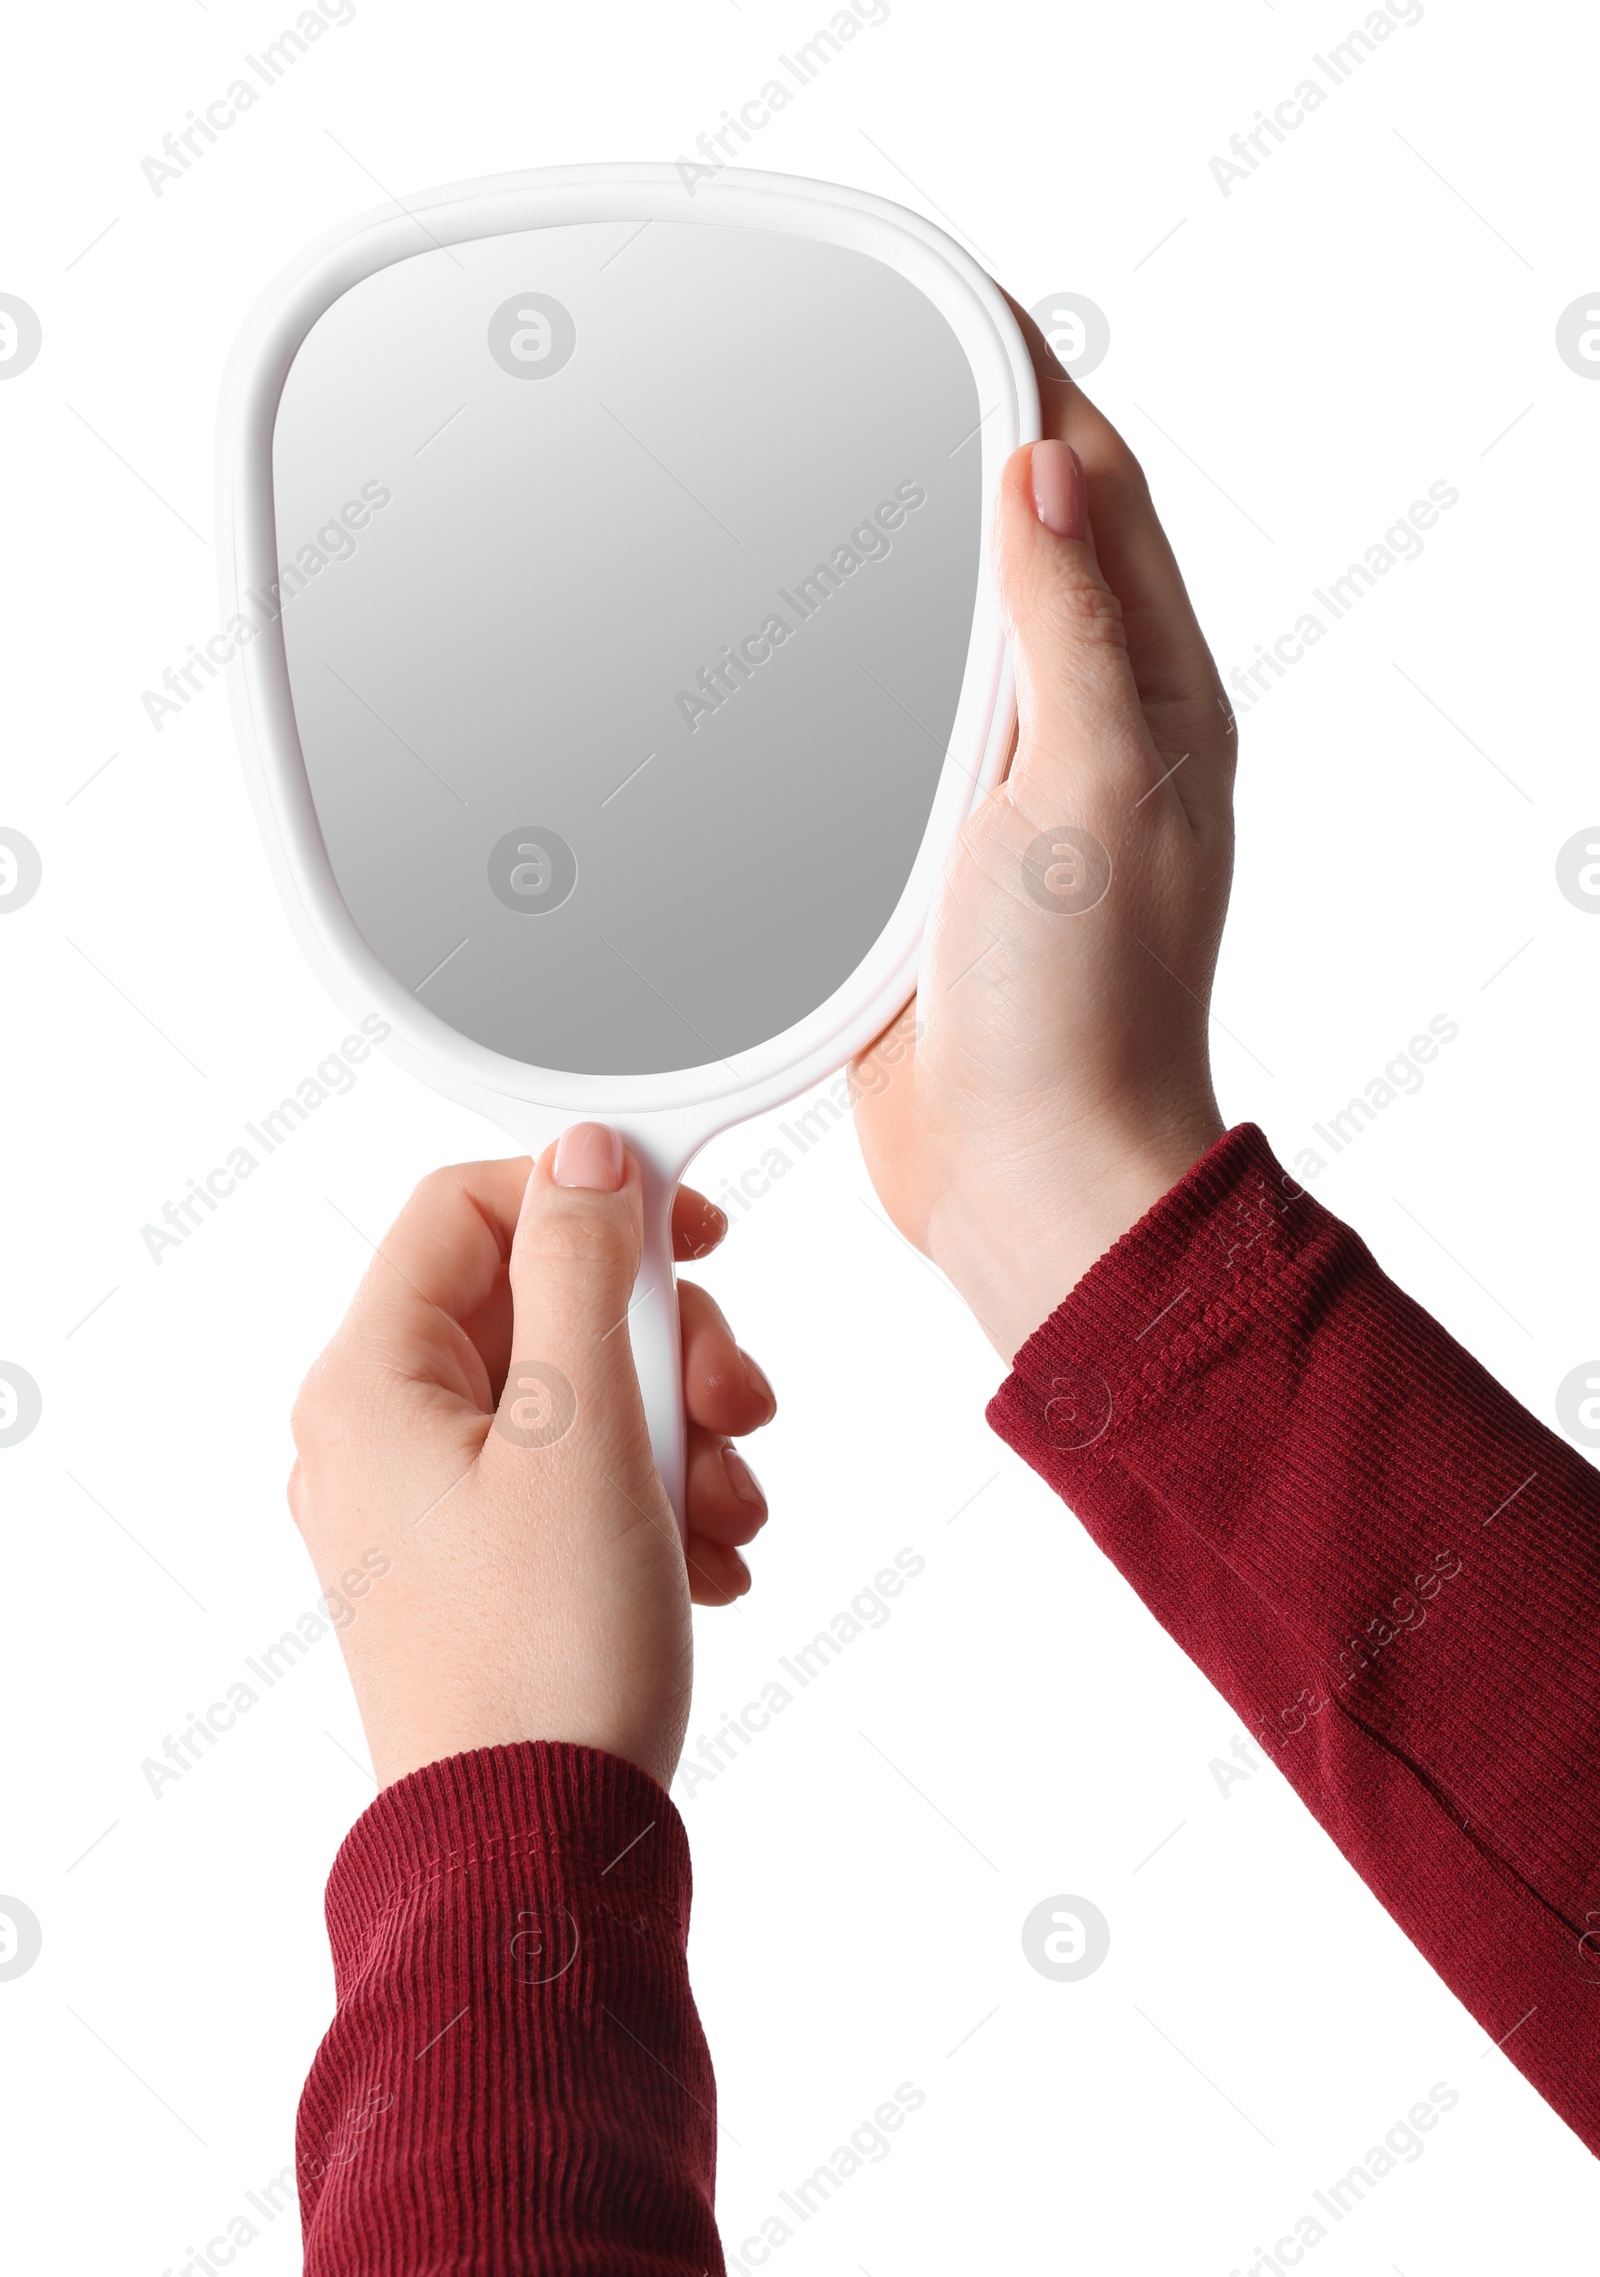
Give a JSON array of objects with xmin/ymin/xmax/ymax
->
[{"xmin": 627, "ymin": 1149, "xmax": 687, "ymax": 1547}]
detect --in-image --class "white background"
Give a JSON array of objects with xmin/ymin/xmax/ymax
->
[{"xmin": 2, "ymin": 0, "xmax": 1597, "ymax": 2270}]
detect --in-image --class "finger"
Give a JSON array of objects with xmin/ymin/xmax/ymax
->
[
  {"xmin": 1005, "ymin": 290, "xmax": 1234, "ymax": 797},
  {"xmin": 684, "ymin": 1536, "xmax": 752, "ymax": 1607},
  {"xmin": 673, "ymin": 1185, "xmax": 728, "ymax": 1262},
  {"xmin": 991, "ymin": 438, "xmax": 1161, "ymax": 820},
  {"xmin": 489, "ymin": 1126, "xmax": 658, "ymax": 1504},
  {"xmin": 393, "ymin": 1156, "xmax": 705, "ymax": 1402},
  {"xmin": 685, "ymin": 1427, "xmax": 769, "ymax": 1546},
  {"xmin": 339, "ymin": 1156, "xmax": 529, "ymax": 1402},
  {"xmin": 678, "ymin": 1279, "xmax": 777, "ymax": 1435},
  {"xmin": 470, "ymin": 1164, "xmax": 735, "ymax": 1398}
]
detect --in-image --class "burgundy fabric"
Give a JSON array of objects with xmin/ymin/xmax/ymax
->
[
  {"xmin": 298, "ymin": 1741, "xmax": 721, "ymax": 2272},
  {"xmin": 988, "ymin": 1123, "xmax": 1600, "ymax": 2152},
  {"xmin": 299, "ymin": 1122, "xmax": 1599, "ymax": 2266}
]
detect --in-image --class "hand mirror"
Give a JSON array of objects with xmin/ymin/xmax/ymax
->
[{"xmin": 217, "ymin": 162, "xmax": 1038, "ymax": 1539}]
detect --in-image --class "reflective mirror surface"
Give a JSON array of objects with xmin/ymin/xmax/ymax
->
[{"xmin": 273, "ymin": 219, "xmax": 982, "ymax": 1075}]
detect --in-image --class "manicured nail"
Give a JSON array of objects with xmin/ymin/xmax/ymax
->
[
  {"xmin": 1031, "ymin": 438, "xmax": 1086, "ymax": 540},
  {"xmin": 738, "ymin": 1347, "xmax": 776, "ymax": 1411},
  {"xmin": 553, "ymin": 1122, "xmax": 625, "ymax": 1192},
  {"xmin": 721, "ymin": 1443, "xmax": 765, "ymax": 1508}
]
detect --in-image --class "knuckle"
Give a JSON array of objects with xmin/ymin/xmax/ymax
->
[
  {"xmin": 528, "ymin": 1202, "xmax": 638, "ymax": 1277},
  {"xmin": 289, "ymin": 1347, "xmax": 345, "ymax": 1453},
  {"xmin": 1093, "ymin": 432, "xmax": 1148, "ymax": 498},
  {"xmin": 409, "ymin": 1164, "xmax": 459, "ymax": 1213},
  {"xmin": 1117, "ymin": 444, "xmax": 1151, "ymax": 496},
  {"xmin": 288, "ymin": 1380, "xmax": 319, "ymax": 1450},
  {"xmin": 1051, "ymin": 573, "xmax": 1129, "ymax": 653}
]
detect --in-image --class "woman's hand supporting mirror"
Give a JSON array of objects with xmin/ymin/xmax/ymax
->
[{"xmin": 853, "ymin": 307, "xmax": 1236, "ymax": 1362}]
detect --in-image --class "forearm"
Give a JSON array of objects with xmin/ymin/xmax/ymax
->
[
  {"xmin": 298, "ymin": 1742, "xmax": 723, "ymax": 2273},
  {"xmin": 988, "ymin": 1122, "xmax": 1600, "ymax": 2154}
]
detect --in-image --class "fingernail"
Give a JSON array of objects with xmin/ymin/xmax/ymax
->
[
  {"xmin": 1031, "ymin": 438, "xmax": 1085, "ymax": 540},
  {"xmin": 739, "ymin": 1348, "xmax": 776, "ymax": 1411},
  {"xmin": 553, "ymin": 1122, "xmax": 625, "ymax": 1192},
  {"xmin": 721, "ymin": 1442, "xmax": 765, "ymax": 1508}
]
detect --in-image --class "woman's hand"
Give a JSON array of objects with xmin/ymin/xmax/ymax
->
[
  {"xmin": 286, "ymin": 1124, "xmax": 775, "ymax": 1792},
  {"xmin": 852, "ymin": 305, "xmax": 1238, "ymax": 1363}
]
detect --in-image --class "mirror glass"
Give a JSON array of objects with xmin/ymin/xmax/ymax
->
[{"xmin": 272, "ymin": 219, "xmax": 982, "ymax": 1076}]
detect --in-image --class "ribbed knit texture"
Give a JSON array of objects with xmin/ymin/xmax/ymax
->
[
  {"xmin": 988, "ymin": 1122, "xmax": 1600, "ymax": 2154},
  {"xmin": 296, "ymin": 1123, "xmax": 1599, "ymax": 2273},
  {"xmin": 298, "ymin": 1741, "xmax": 722, "ymax": 2272}
]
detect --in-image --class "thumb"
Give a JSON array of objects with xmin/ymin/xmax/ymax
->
[
  {"xmin": 992, "ymin": 438, "xmax": 1156, "ymax": 815},
  {"xmin": 493, "ymin": 1122, "xmax": 652, "ymax": 1485}
]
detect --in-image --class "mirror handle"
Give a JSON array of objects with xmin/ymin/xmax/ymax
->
[{"xmin": 630, "ymin": 1147, "xmax": 688, "ymax": 1550}]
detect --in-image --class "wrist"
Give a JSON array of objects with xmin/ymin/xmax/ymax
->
[{"xmin": 931, "ymin": 1118, "xmax": 1225, "ymax": 1365}]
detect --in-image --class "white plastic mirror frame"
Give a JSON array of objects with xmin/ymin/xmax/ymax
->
[{"xmin": 216, "ymin": 161, "xmax": 1041, "ymax": 1540}]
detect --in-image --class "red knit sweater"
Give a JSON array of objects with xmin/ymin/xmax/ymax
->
[{"xmin": 297, "ymin": 1124, "xmax": 1600, "ymax": 2269}]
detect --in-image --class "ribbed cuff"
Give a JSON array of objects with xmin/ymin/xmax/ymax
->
[
  {"xmin": 323, "ymin": 1742, "xmax": 690, "ymax": 1986},
  {"xmin": 301, "ymin": 1743, "xmax": 719, "ymax": 2273},
  {"xmin": 988, "ymin": 1121, "xmax": 1314, "ymax": 1465}
]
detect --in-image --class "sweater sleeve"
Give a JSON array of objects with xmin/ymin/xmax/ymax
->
[
  {"xmin": 987, "ymin": 1122, "xmax": 1600, "ymax": 2156},
  {"xmin": 296, "ymin": 1740, "xmax": 724, "ymax": 2274}
]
